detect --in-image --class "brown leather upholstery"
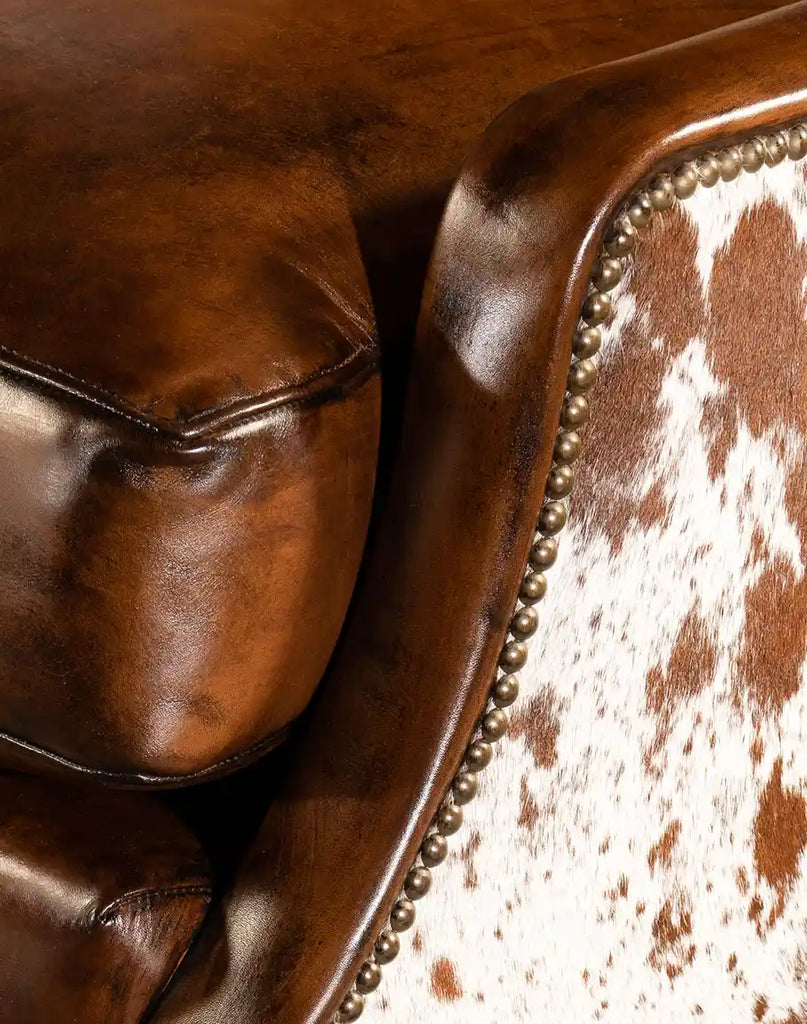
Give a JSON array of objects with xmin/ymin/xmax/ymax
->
[
  {"xmin": 0, "ymin": 773, "xmax": 211, "ymax": 1023},
  {"xmin": 0, "ymin": 0, "xmax": 786, "ymax": 789},
  {"xmin": 0, "ymin": 0, "xmax": 800, "ymax": 1022},
  {"xmin": 0, "ymin": 0, "xmax": 382, "ymax": 785}
]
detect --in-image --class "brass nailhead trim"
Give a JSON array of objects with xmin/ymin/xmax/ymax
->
[{"xmin": 333, "ymin": 122, "xmax": 807, "ymax": 1023}]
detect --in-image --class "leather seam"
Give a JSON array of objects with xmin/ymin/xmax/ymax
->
[
  {"xmin": 96, "ymin": 885, "xmax": 213, "ymax": 927},
  {"xmin": 0, "ymin": 342, "xmax": 379, "ymax": 442},
  {"xmin": 0, "ymin": 720, "xmax": 291, "ymax": 788},
  {"xmin": 182, "ymin": 348, "xmax": 366, "ymax": 424}
]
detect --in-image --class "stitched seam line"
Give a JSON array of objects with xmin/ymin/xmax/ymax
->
[
  {"xmin": 97, "ymin": 885, "xmax": 213, "ymax": 927},
  {"xmin": 183, "ymin": 350, "xmax": 361, "ymax": 423},
  {"xmin": 0, "ymin": 721, "xmax": 291, "ymax": 786},
  {"xmin": 183, "ymin": 349, "xmax": 380, "ymax": 436},
  {"xmin": 0, "ymin": 343, "xmax": 379, "ymax": 441}
]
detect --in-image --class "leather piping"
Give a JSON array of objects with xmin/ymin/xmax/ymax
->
[
  {"xmin": 0, "ymin": 721, "xmax": 292, "ymax": 789},
  {"xmin": 0, "ymin": 343, "xmax": 380, "ymax": 445},
  {"xmin": 96, "ymin": 885, "xmax": 214, "ymax": 927}
]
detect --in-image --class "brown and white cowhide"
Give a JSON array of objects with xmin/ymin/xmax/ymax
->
[{"xmin": 363, "ymin": 157, "xmax": 807, "ymax": 1023}]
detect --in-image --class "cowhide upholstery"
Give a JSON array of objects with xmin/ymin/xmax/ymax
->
[{"xmin": 363, "ymin": 155, "xmax": 807, "ymax": 1022}]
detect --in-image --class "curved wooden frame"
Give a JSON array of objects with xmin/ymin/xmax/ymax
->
[{"xmin": 152, "ymin": 4, "xmax": 807, "ymax": 1022}]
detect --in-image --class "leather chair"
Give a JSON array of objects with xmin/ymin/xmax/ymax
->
[{"xmin": 1, "ymin": 1, "xmax": 806, "ymax": 1021}]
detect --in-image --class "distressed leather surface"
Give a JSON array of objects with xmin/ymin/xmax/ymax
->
[
  {"xmin": 0, "ymin": 0, "xmax": 384, "ymax": 785},
  {"xmin": 363, "ymin": 154, "xmax": 807, "ymax": 1024},
  {"xmin": 0, "ymin": 773, "xmax": 211, "ymax": 1023}
]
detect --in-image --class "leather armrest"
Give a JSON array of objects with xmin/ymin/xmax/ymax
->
[{"xmin": 152, "ymin": 4, "xmax": 807, "ymax": 1022}]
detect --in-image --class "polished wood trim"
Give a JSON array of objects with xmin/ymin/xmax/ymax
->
[{"xmin": 152, "ymin": 4, "xmax": 807, "ymax": 1022}]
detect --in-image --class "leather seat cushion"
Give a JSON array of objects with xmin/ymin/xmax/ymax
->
[
  {"xmin": 0, "ymin": 773, "xmax": 212, "ymax": 1024},
  {"xmin": 0, "ymin": 0, "xmax": 383, "ymax": 786}
]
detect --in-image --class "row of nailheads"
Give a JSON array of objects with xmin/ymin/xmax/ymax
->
[{"xmin": 332, "ymin": 122, "xmax": 807, "ymax": 1023}]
